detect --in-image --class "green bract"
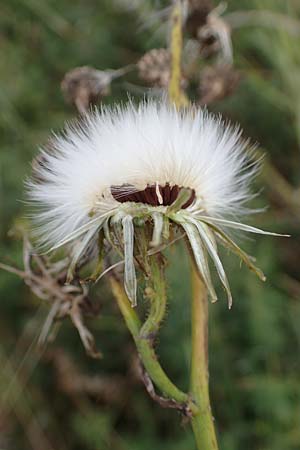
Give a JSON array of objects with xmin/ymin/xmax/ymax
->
[{"xmin": 49, "ymin": 190, "xmax": 286, "ymax": 308}]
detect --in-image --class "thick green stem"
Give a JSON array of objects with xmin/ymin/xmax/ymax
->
[{"xmin": 190, "ymin": 262, "xmax": 219, "ymax": 450}]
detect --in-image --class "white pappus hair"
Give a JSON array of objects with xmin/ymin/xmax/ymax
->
[{"xmin": 27, "ymin": 101, "xmax": 282, "ymax": 307}]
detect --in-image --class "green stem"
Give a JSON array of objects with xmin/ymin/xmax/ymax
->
[
  {"xmin": 168, "ymin": 0, "xmax": 189, "ymax": 108},
  {"xmin": 138, "ymin": 256, "xmax": 194, "ymax": 406},
  {"xmin": 140, "ymin": 256, "xmax": 167, "ymax": 338},
  {"xmin": 190, "ymin": 262, "xmax": 219, "ymax": 450},
  {"xmin": 110, "ymin": 271, "xmax": 197, "ymax": 413}
]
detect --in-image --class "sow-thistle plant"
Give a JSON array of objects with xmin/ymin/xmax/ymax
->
[
  {"xmin": 0, "ymin": 2, "xmax": 290, "ymax": 449},
  {"xmin": 22, "ymin": 4, "xmax": 288, "ymax": 450},
  {"xmin": 28, "ymin": 101, "xmax": 278, "ymax": 310}
]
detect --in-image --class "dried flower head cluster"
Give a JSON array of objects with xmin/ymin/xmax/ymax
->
[
  {"xmin": 59, "ymin": 4, "xmax": 238, "ymax": 112},
  {"xmin": 27, "ymin": 101, "xmax": 280, "ymax": 308}
]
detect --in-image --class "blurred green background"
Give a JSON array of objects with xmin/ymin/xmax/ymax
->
[{"xmin": 0, "ymin": 1, "xmax": 300, "ymax": 449}]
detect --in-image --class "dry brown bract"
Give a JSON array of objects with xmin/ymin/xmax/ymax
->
[{"xmin": 0, "ymin": 231, "xmax": 101, "ymax": 358}]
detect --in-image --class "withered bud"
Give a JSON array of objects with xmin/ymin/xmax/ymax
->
[
  {"xmin": 185, "ymin": 0, "xmax": 214, "ymax": 38},
  {"xmin": 198, "ymin": 13, "xmax": 232, "ymax": 62},
  {"xmin": 61, "ymin": 66, "xmax": 112, "ymax": 114},
  {"xmin": 137, "ymin": 49, "xmax": 187, "ymax": 89},
  {"xmin": 197, "ymin": 23, "xmax": 220, "ymax": 58},
  {"xmin": 198, "ymin": 64, "xmax": 241, "ymax": 106},
  {"xmin": 137, "ymin": 49, "xmax": 171, "ymax": 88}
]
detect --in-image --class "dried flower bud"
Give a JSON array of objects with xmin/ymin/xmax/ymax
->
[
  {"xmin": 61, "ymin": 65, "xmax": 133, "ymax": 113},
  {"xmin": 198, "ymin": 13, "xmax": 232, "ymax": 62},
  {"xmin": 137, "ymin": 49, "xmax": 187, "ymax": 89},
  {"xmin": 61, "ymin": 66, "xmax": 113, "ymax": 114},
  {"xmin": 197, "ymin": 23, "xmax": 220, "ymax": 58},
  {"xmin": 198, "ymin": 64, "xmax": 241, "ymax": 105},
  {"xmin": 137, "ymin": 49, "xmax": 171, "ymax": 88}
]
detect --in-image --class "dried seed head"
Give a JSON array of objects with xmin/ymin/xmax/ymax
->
[
  {"xmin": 137, "ymin": 49, "xmax": 171, "ymax": 88},
  {"xmin": 137, "ymin": 49, "xmax": 187, "ymax": 89},
  {"xmin": 28, "ymin": 101, "xmax": 256, "ymax": 253},
  {"xmin": 199, "ymin": 64, "xmax": 241, "ymax": 105},
  {"xmin": 27, "ymin": 101, "xmax": 281, "ymax": 308},
  {"xmin": 61, "ymin": 66, "xmax": 112, "ymax": 114}
]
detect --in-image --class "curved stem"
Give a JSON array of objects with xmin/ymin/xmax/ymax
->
[
  {"xmin": 190, "ymin": 261, "xmax": 219, "ymax": 450},
  {"xmin": 109, "ymin": 273, "xmax": 198, "ymax": 414},
  {"xmin": 138, "ymin": 256, "xmax": 196, "ymax": 409}
]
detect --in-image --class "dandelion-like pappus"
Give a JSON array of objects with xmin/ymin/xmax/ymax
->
[{"xmin": 27, "ymin": 101, "xmax": 282, "ymax": 308}]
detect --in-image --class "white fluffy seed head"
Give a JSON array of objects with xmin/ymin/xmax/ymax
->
[{"xmin": 27, "ymin": 101, "xmax": 259, "ymax": 250}]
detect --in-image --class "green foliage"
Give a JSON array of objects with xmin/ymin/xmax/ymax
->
[{"xmin": 0, "ymin": 1, "xmax": 299, "ymax": 449}]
